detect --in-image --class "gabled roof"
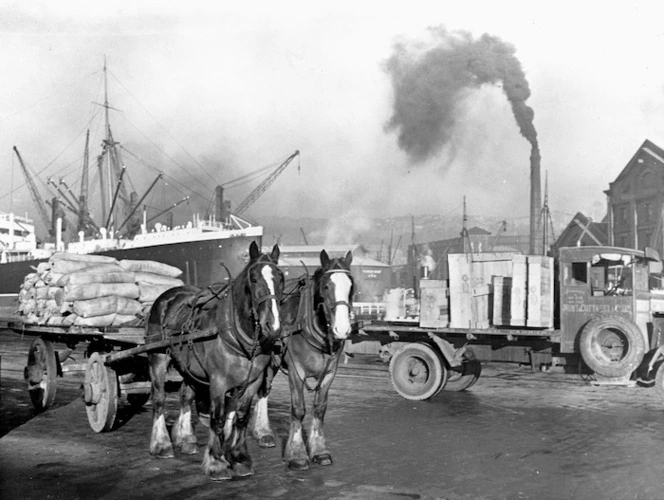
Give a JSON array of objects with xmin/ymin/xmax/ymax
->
[
  {"xmin": 552, "ymin": 212, "xmax": 609, "ymax": 253},
  {"xmin": 467, "ymin": 226, "xmax": 491, "ymax": 235},
  {"xmin": 607, "ymin": 139, "xmax": 664, "ymax": 191}
]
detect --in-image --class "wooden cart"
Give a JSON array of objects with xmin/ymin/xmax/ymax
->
[{"xmin": 11, "ymin": 320, "xmax": 214, "ymax": 433}]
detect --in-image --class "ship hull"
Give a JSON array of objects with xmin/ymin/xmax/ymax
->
[{"xmin": 0, "ymin": 234, "xmax": 261, "ymax": 321}]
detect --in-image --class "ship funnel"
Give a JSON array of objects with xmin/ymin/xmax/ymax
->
[{"xmin": 215, "ymin": 186, "xmax": 231, "ymax": 225}]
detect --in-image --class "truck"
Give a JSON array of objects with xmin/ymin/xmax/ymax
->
[{"xmin": 356, "ymin": 245, "xmax": 664, "ymax": 401}]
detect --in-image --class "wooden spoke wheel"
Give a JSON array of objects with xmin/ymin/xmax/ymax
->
[
  {"xmin": 84, "ymin": 352, "xmax": 118, "ymax": 433},
  {"xmin": 389, "ymin": 343, "xmax": 447, "ymax": 401},
  {"xmin": 24, "ymin": 337, "xmax": 58, "ymax": 411}
]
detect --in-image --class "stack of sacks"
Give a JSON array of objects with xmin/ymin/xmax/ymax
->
[{"xmin": 15, "ymin": 252, "xmax": 184, "ymax": 327}]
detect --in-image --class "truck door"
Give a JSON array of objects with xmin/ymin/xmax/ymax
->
[{"xmin": 559, "ymin": 255, "xmax": 634, "ymax": 353}]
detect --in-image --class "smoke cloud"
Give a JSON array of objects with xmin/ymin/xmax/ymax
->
[
  {"xmin": 384, "ymin": 25, "xmax": 538, "ymax": 161},
  {"xmin": 384, "ymin": 26, "xmax": 542, "ymax": 251}
]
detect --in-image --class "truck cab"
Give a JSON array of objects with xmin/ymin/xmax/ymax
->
[{"xmin": 558, "ymin": 246, "xmax": 662, "ymax": 380}]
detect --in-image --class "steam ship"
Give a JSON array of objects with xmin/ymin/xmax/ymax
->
[{"xmin": 0, "ymin": 62, "xmax": 295, "ymax": 319}]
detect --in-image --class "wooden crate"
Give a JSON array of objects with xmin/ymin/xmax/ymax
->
[
  {"xmin": 448, "ymin": 253, "xmax": 515, "ymax": 329},
  {"xmin": 419, "ymin": 280, "xmax": 449, "ymax": 327},
  {"xmin": 526, "ymin": 256, "xmax": 554, "ymax": 328},
  {"xmin": 492, "ymin": 276, "xmax": 512, "ymax": 326},
  {"xmin": 510, "ymin": 255, "xmax": 527, "ymax": 326},
  {"xmin": 472, "ymin": 284, "xmax": 491, "ymax": 329},
  {"xmin": 448, "ymin": 254, "xmax": 472, "ymax": 328}
]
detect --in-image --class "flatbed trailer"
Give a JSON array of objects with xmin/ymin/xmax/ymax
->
[
  {"xmin": 9, "ymin": 320, "xmax": 214, "ymax": 432},
  {"xmin": 355, "ymin": 320, "xmax": 560, "ymax": 400}
]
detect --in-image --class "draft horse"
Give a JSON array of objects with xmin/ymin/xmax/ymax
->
[
  {"xmin": 251, "ymin": 249, "xmax": 354, "ymax": 470},
  {"xmin": 146, "ymin": 241, "xmax": 284, "ymax": 480}
]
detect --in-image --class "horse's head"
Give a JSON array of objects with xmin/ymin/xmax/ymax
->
[
  {"xmin": 315, "ymin": 249, "xmax": 354, "ymax": 340},
  {"xmin": 245, "ymin": 241, "xmax": 284, "ymax": 338}
]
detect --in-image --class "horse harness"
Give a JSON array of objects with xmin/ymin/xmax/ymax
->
[
  {"xmin": 167, "ymin": 259, "xmax": 281, "ymax": 389},
  {"xmin": 282, "ymin": 268, "xmax": 353, "ymax": 391}
]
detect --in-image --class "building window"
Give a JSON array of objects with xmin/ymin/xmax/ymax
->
[
  {"xmin": 620, "ymin": 207, "xmax": 627, "ymax": 224},
  {"xmin": 644, "ymin": 203, "xmax": 652, "ymax": 223}
]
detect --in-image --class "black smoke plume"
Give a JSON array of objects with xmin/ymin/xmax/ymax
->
[{"xmin": 384, "ymin": 26, "xmax": 542, "ymax": 252}]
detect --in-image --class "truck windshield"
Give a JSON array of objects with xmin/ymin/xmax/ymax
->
[{"xmin": 589, "ymin": 255, "xmax": 633, "ymax": 296}]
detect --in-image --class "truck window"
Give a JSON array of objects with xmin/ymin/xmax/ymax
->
[{"xmin": 564, "ymin": 262, "xmax": 588, "ymax": 286}]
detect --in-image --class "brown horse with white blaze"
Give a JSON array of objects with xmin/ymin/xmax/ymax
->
[
  {"xmin": 251, "ymin": 249, "xmax": 354, "ymax": 470},
  {"xmin": 146, "ymin": 242, "xmax": 284, "ymax": 480}
]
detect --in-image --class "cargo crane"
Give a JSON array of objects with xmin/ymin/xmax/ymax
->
[
  {"xmin": 13, "ymin": 146, "xmax": 53, "ymax": 234},
  {"xmin": 234, "ymin": 150, "xmax": 300, "ymax": 216}
]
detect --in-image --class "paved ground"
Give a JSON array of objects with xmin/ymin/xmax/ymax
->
[{"xmin": 3, "ymin": 330, "xmax": 664, "ymax": 500}]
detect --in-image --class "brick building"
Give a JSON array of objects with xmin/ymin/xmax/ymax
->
[{"xmin": 605, "ymin": 139, "xmax": 664, "ymax": 253}]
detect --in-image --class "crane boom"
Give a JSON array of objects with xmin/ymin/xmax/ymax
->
[
  {"xmin": 13, "ymin": 146, "xmax": 52, "ymax": 232},
  {"xmin": 234, "ymin": 150, "xmax": 300, "ymax": 216}
]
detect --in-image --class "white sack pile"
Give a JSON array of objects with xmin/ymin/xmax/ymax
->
[{"xmin": 16, "ymin": 252, "xmax": 184, "ymax": 327}]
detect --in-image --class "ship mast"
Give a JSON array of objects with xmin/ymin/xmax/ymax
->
[
  {"xmin": 96, "ymin": 58, "xmax": 131, "ymax": 234},
  {"xmin": 78, "ymin": 129, "xmax": 90, "ymax": 235}
]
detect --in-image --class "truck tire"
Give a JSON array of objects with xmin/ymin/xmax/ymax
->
[
  {"xmin": 389, "ymin": 343, "xmax": 447, "ymax": 401},
  {"xmin": 655, "ymin": 362, "xmax": 664, "ymax": 406},
  {"xmin": 443, "ymin": 357, "xmax": 482, "ymax": 392},
  {"xmin": 579, "ymin": 316, "xmax": 646, "ymax": 379}
]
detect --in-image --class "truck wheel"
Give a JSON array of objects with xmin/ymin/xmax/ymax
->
[
  {"xmin": 443, "ymin": 354, "xmax": 482, "ymax": 392},
  {"xmin": 579, "ymin": 316, "xmax": 645, "ymax": 379},
  {"xmin": 389, "ymin": 343, "xmax": 447, "ymax": 400},
  {"xmin": 655, "ymin": 362, "xmax": 664, "ymax": 405}
]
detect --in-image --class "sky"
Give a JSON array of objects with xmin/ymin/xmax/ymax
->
[{"xmin": 2, "ymin": 1, "xmax": 664, "ymax": 238}]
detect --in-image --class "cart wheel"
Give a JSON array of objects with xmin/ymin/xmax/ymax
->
[
  {"xmin": 84, "ymin": 352, "xmax": 118, "ymax": 433},
  {"xmin": 389, "ymin": 343, "xmax": 447, "ymax": 400},
  {"xmin": 24, "ymin": 337, "xmax": 58, "ymax": 411}
]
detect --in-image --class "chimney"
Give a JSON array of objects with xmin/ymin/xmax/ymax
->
[{"xmin": 215, "ymin": 186, "xmax": 231, "ymax": 223}]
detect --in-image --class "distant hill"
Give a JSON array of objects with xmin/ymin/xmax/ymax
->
[{"xmin": 258, "ymin": 214, "xmax": 532, "ymax": 256}]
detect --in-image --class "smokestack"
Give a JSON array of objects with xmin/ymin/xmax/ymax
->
[
  {"xmin": 529, "ymin": 146, "xmax": 542, "ymax": 254},
  {"xmin": 215, "ymin": 185, "xmax": 231, "ymax": 223}
]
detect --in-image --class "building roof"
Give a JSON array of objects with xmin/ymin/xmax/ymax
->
[
  {"xmin": 279, "ymin": 254, "xmax": 390, "ymax": 269},
  {"xmin": 265, "ymin": 244, "xmax": 367, "ymax": 257},
  {"xmin": 467, "ymin": 226, "xmax": 491, "ymax": 235},
  {"xmin": 551, "ymin": 212, "xmax": 609, "ymax": 254},
  {"xmin": 606, "ymin": 139, "xmax": 664, "ymax": 193}
]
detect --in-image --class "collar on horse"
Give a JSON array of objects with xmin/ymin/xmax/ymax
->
[
  {"xmin": 291, "ymin": 268, "xmax": 351, "ymax": 355},
  {"xmin": 224, "ymin": 258, "xmax": 281, "ymax": 358}
]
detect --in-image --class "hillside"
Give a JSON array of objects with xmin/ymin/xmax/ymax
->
[{"xmin": 258, "ymin": 214, "xmax": 532, "ymax": 252}]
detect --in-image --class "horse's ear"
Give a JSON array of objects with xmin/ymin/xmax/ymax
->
[
  {"xmin": 271, "ymin": 244, "xmax": 280, "ymax": 262},
  {"xmin": 320, "ymin": 249, "xmax": 330, "ymax": 267},
  {"xmin": 344, "ymin": 250, "xmax": 353, "ymax": 268},
  {"xmin": 249, "ymin": 241, "xmax": 260, "ymax": 260}
]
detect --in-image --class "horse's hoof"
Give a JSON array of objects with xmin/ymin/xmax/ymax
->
[
  {"xmin": 150, "ymin": 445, "xmax": 174, "ymax": 459},
  {"xmin": 208, "ymin": 468, "xmax": 233, "ymax": 481},
  {"xmin": 287, "ymin": 459, "xmax": 309, "ymax": 471},
  {"xmin": 232, "ymin": 461, "xmax": 254, "ymax": 477},
  {"xmin": 258, "ymin": 435, "xmax": 276, "ymax": 448},
  {"xmin": 312, "ymin": 453, "xmax": 333, "ymax": 466},
  {"xmin": 178, "ymin": 441, "xmax": 199, "ymax": 455}
]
